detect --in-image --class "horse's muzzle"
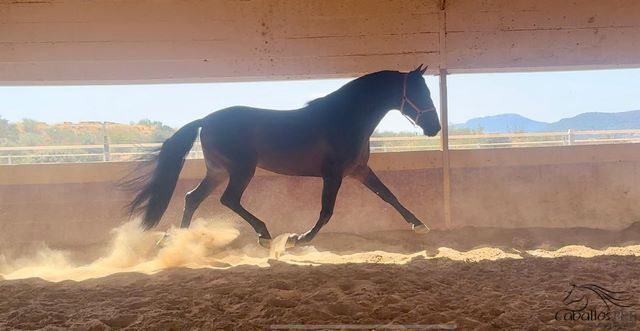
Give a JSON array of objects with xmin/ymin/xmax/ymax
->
[{"xmin": 424, "ymin": 128, "xmax": 440, "ymax": 137}]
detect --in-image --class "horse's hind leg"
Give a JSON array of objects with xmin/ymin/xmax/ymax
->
[
  {"xmin": 352, "ymin": 166, "xmax": 429, "ymax": 233},
  {"xmin": 180, "ymin": 170, "xmax": 225, "ymax": 228},
  {"xmin": 220, "ymin": 167, "xmax": 272, "ymax": 247}
]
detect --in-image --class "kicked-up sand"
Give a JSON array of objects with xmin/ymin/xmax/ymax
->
[{"xmin": 1, "ymin": 218, "xmax": 639, "ymax": 330}]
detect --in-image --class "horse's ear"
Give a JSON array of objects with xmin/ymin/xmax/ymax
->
[{"xmin": 412, "ymin": 64, "xmax": 427, "ymax": 75}]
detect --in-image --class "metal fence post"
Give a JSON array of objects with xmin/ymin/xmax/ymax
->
[
  {"xmin": 567, "ymin": 129, "xmax": 574, "ymax": 146},
  {"xmin": 103, "ymin": 122, "xmax": 110, "ymax": 162}
]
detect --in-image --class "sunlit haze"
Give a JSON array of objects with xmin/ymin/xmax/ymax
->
[{"xmin": 1, "ymin": 68, "xmax": 639, "ymax": 132}]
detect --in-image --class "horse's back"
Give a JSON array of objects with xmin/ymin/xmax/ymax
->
[
  {"xmin": 201, "ymin": 106, "xmax": 320, "ymax": 147},
  {"xmin": 199, "ymin": 106, "xmax": 331, "ymax": 176}
]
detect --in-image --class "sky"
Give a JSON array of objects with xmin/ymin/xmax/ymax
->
[{"xmin": 0, "ymin": 68, "xmax": 639, "ymax": 132}]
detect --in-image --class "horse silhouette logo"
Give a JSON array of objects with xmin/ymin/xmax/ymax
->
[
  {"xmin": 556, "ymin": 283, "xmax": 635, "ymax": 322},
  {"xmin": 563, "ymin": 283, "xmax": 633, "ymax": 311}
]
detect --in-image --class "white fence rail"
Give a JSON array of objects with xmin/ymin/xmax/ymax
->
[{"xmin": 2, "ymin": 129, "xmax": 640, "ymax": 165}]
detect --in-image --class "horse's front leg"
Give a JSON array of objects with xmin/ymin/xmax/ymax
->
[
  {"xmin": 288, "ymin": 175, "xmax": 342, "ymax": 247},
  {"xmin": 352, "ymin": 166, "xmax": 430, "ymax": 234}
]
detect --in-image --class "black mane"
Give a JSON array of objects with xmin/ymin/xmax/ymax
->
[{"xmin": 305, "ymin": 70, "xmax": 398, "ymax": 109}]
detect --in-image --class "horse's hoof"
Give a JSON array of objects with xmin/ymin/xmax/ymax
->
[
  {"xmin": 412, "ymin": 223, "xmax": 431, "ymax": 234},
  {"xmin": 155, "ymin": 232, "xmax": 170, "ymax": 248},
  {"xmin": 286, "ymin": 234, "xmax": 298, "ymax": 249},
  {"xmin": 258, "ymin": 237, "xmax": 272, "ymax": 249}
]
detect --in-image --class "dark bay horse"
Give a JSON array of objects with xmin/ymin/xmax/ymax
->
[{"xmin": 127, "ymin": 66, "xmax": 441, "ymax": 248}]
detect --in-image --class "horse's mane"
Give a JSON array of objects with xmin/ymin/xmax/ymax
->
[
  {"xmin": 305, "ymin": 70, "xmax": 397, "ymax": 109},
  {"xmin": 576, "ymin": 284, "xmax": 634, "ymax": 308}
]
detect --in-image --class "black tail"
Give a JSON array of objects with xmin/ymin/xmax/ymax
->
[{"xmin": 125, "ymin": 119, "xmax": 203, "ymax": 230}]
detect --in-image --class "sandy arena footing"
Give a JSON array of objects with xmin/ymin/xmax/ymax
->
[{"xmin": 1, "ymin": 219, "xmax": 639, "ymax": 330}]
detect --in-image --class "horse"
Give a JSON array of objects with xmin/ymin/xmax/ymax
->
[{"xmin": 125, "ymin": 66, "xmax": 441, "ymax": 249}]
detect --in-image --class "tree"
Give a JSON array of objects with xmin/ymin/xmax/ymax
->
[
  {"xmin": 21, "ymin": 118, "xmax": 43, "ymax": 134},
  {"xmin": 0, "ymin": 116, "xmax": 19, "ymax": 146}
]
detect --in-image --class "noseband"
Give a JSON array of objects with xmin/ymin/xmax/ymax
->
[{"xmin": 399, "ymin": 73, "xmax": 436, "ymax": 125}]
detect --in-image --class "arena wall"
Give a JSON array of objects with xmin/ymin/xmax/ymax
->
[{"xmin": 1, "ymin": 145, "xmax": 639, "ymax": 248}]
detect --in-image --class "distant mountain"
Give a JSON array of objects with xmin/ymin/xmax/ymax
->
[
  {"xmin": 547, "ymin": 110, "xmax": 640, "ymax": 131},
  {"xmin": 457, "ymin": 113, "xmax": 548, "ymax": 133},
  {"xmin": 454, "ymin": 110, "xmax": 640, "ymax": 133}
]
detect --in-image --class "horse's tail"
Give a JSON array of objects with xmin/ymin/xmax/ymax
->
[{"xmin": 125, "ymin": 119, "xmax": 203, "ymax": 230}]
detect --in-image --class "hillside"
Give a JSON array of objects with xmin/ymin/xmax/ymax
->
[
  {"xmin": 546, "ymin": 110, "xmax": 640, "ymax": 131},
  {"xmin": 458, "ymin": 114, "xmax": 547, "ymax": 133},
  {"xmin": 0, "ymin": 118, "xmax": 176, "ymax": 147},
  {"xmin": 455, "ymin": 110, "xmax": 640, "ymax": 133}
]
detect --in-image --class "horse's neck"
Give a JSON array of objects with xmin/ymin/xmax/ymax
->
[
  {"xmin": 316, "ymin": 71, "xmax": 401, "ymax": 137},
  {"xmin": 359, "ymin": 74, "xmax": 401, "ymax": 136},
  {"xmin": 359, "ymin": 106, "xmax": 394, "ymax": 137},
  {"xmin": 354, "ymin": 91, "xmax": 399, "ymax": 137}
]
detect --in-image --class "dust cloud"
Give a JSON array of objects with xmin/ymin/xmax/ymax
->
[
  {"xmin": 0, "ymin": 219, "xmax": 248, "ymax": 282},
  {"xmin": 2, "ymin": 218, "xmax": 640, "ymax": 282}
]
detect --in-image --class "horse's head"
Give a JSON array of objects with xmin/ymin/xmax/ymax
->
[
  {"xmin": 563, "ymin": 283, "xmax": 634, "ymax": 311},
  {"xmin": 400, "ymin": 65, "xmax": 441, "ymax": 137},
  {"xmin": 563, "ymin": 284, "xmax": 590, "ymax": 311}
]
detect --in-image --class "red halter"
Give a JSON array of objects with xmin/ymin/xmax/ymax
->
[{"xmin": 399, "ymin": 73, "xmax": 436, "ymax": 125}]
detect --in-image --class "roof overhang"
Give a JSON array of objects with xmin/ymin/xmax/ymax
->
[{"xmin": 1, "ymin": 0, "xmax": 639, "ymax": 84}]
